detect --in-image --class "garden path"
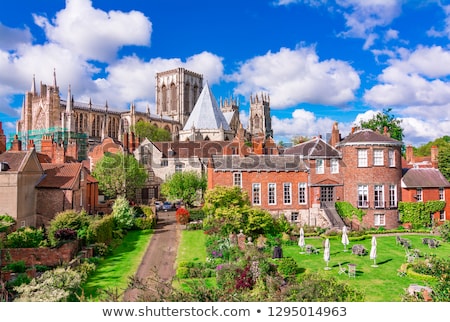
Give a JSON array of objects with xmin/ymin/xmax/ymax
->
[{"xmin": 123, "ymin": 210, "xmax": 180, "ymax": 302}]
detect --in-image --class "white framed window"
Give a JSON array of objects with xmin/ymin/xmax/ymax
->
[
  {"xmin": 160, "ymin": 159, "xmax": 168, "ymax": 167},
  {"xmin": 290, "ymin": 212, "xmax": 299, "ymax": 222},
  {"xmin": 283, "ymin": 183, "xmax": 292, "ymax": 204},
  {"xmin": 358, "ymin": 185, "xmax": 369, "ymax": 208},
  {"xmin": 358, "ymin": 149, "xmax": 368, "ymax": 167},
  {"xmin": 439, "ymin": 210, "xmax": 445, "ymax": 221},
  {"xmin": 373, "ymin": 149, "xmax": 384, "ymax": 166},
  {"xmin": 374, "ymin": 185, "xmax": 384, "ymax": 208},
  {"xmin": 374, "ymin": 213, "xmax": 385, "ymax": 226},
  {"xmin": 388, "ymin": 149, "xmax": 395, "ymax": 167},
  {"xmin": 439, "ymin": 188, "xmax": 445, "ymax": 200},
  {"xmin": 298, "ymin": 182, "xmax": 307, "ymax": 204},
  {"xmin": 316, "ymin": 159, "xmax": 324, "ymax": 174},
  {"xmin": 175, "ymin": 163, "xmax": 184, "ymax": 173},
  {"xmin": 416, "ymin": 188, "xmax": 423, "ymax": 202},
  {"xmin": 268, "ymin": 183, "xmax": 276, "ymax": 205},
  {"xmin": 252, "ymin": 183, "xmax": 261, "ymax": 205},
  {"xmin": 233, "ymin": 172, "xmax": 242, "ymax": 187},
  {"xmin": 389, "ymin": 184, "xmax": 397, "ymax": 208},
  {"xmin": 331, "ymin": 159, "xmax": 339, "ymax": 174}
]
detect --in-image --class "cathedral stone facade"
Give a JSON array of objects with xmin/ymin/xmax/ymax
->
[{"xmin": 15, "ymin": 68, "xmax": 273, "ymax": 159}]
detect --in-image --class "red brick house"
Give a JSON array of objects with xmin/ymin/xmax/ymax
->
[
  {"xmin": 35, "ymin": 162, "xmax": 98, "ymax": 226},
  {"xmin": 335, "ymin": 128, "xmax": 403, "ymax": 230},
  {"xmin": 207, "ymin": 154, "xmax": 327, "ymax": 225},
  {"xmin": 401, "ymin": 167, "xmax": 450, "ymax": 224}
]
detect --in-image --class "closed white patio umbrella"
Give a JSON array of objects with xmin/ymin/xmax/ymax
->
[
  {"xmin": 370, "ymin": 236, "xmax": 378, "ymax": 267},
  {"xmin": 324, "ymin": 238, "xmax": 331, "ymax": 270},
  {"xmin": 341, "ymin": 226, "xmax": 349, "ymax": 252},
  {"xmin": 298, "ymin": 228, "xmax": 306, "ymax": 254}
]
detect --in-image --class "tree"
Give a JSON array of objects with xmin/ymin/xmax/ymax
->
[
  {"xmin": 359, "ymin": 108, "xmax": 404, "ymax": 142},
  {"xmin": 132, "ymin": 120, "xmax": 172, "ymax": 142},
  {"xmin": 438, "ymin": 147, "xmax": 450, "ymax": 181},
  {"xmin": 92, "ymin": 152, "xmax": 148, "ymax": 200},
  {"xmin": 160, "ymin": 171, "xmax": 207, "ymax": 207}
]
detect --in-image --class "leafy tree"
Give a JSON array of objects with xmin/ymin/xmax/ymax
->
[
  {"xmin": 414, "ymin": 136, "xmax": 450, "ymax": 156},
  {"xmin": 160, "ymin": 171, "xmax": 206, "ymax": 207},
  {"xmin": 202, "ymin": 186, "xmax": 250, "ymax": 216},
  {"xmin": 438, "ymin": 147, "xmax": 450, "ymax": 181},
  {"xmin": 291, "ymin": 135, "xmax": 310, "ymax": 145},
  {"xmin": 92, "ymin": 152, "xmax": 148, "ymax": 200},
  {"xmin": 359, "ymin": 108, "xmax": 404, "ymax": 143},
  {"xmin": 111, "ymin": 196, "xmax": 135, "ymax": 231},
  {"xmin": 131, "ymin": 120, "xmax": 171, "ymax": 142}
]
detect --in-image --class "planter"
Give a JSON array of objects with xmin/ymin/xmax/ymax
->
[{"xmin": 402, "ymin": 223, "xmax": 412, "ymax": 229}]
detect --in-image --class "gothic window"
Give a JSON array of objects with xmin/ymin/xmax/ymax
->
[
  {"xmin": 171, "ymin": 83, "xmax": 177, "ymax": 111},
  {"xmin": 254, "ymin": 114, "xmax": 261, "ymax": 129},
  {"xmin": 161, "ymin": 85, "xmax": 167, "ymax": 112},
  {"xmin": 123, "ymin": 119, "xmax": 129, "ymax": 134},
  {"xmin": 184, "ymin": 82, "xmax": 190, "ymax": 112}
]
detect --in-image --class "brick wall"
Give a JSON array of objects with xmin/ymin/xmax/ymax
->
[{"xmin": 0, "ymin": 240, "xmax": 79, "ymax": 268}]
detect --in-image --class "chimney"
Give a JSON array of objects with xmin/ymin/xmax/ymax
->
[
  {"xmin": 66, "ymin": 139, "xmax": 78, "ymax": 161},
  {"xmin": 431, "ymin": 145, "xmax": 438, "ymax": 168},
  {"xmin": 10, "ymin": 134, "xmax": 22, "ymax": 151},
  {"xmin": 54, "ymin": 140, "xmax": 65, "ymax": 164},
  {"xmin": 0, "ymin": 121, "xmax": 6, "ymax": 154},
  {"xmin": 330, "ymin": 122, "xmax": 340, "ymax": 147},
  {"xmin": 41, "ymin": 135, "xmax": 54, "ymax": 161},
  {"xmin": 406, "ymin": 145, "xmax": 414, "ymax": 164},
  {"xmin": 28, "ymin": 139, "xmax": 35, "ymax": 150}
]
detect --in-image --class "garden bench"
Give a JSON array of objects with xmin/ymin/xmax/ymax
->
[{"xmin": 427, "ymin": 239, "xmax": 440, "ymax": 249}]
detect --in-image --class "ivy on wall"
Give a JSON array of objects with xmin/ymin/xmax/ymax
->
[
  {"xmin": 335, "ymin": 201, "xmax": 366, "ymax": 222},
  {"xmin": 398, "ymin": 200, "xmax": 446, "ymax": 228}
]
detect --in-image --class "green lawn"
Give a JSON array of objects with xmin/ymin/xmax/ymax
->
[
  {"xmin": 81, "ymin": 229, "xmax": 153, "ymax": 301},
  {"xmin": 176, "ymin": 232, "xmax": 450, "ymax": 302},
  {"xmin": 283, "ymin": 234, "xmax": 450, "ymax": 301}
]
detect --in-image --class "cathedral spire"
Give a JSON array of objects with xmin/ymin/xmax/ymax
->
[
  {"xmin": 66, "ymin": 85, "xmax": 72, "ymax": 114},
  {"xmin": 53, "ymin": 68, "xmax": 57, "ymax": 88},
  {"xmin": 31, "ymin": 74, "xmax": 36, "ymax": 95}
]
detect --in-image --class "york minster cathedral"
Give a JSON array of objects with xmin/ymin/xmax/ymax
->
[{"xmin": 15, "ymin": 67, "xmax": 272, "ymax": 160}]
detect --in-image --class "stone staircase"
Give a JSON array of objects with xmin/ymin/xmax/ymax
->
[{"xmin": 321, "ymin": 201, "xmax": 346, "ymax": 229}]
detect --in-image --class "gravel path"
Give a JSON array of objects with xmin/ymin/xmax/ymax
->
[{"xmin": 123, "ymin": 210, "xmax": 180, "ymax": 302}]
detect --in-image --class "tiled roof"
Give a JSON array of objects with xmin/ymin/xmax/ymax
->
[
  {"xmin": 0, "ymin": 150, "xmax": 29, "ymax": 171},
  {"xmin": 211, "ymin": 155, "xmax": 308, "ymax": 172},
  {"xmin": 37, "ymin": 163, "xmax": 82, "ymax": 189},
  {"xmin": 337, "ymin": 129, "xmax": 402, "ymax": 146},
  {"xmin": 402, "ymin": 168, "xmax": 450, "ymax": 188},
  {"xmin": 182, "ymin": 82, "xmax": 231, "ymax": 131},
  {"xmin": 153, "ymin": 141, "xmax": 231, "ymax": 158},
  {"xmin": 283, "ymin": 137, "xmax": 341, "ymax": 158}
]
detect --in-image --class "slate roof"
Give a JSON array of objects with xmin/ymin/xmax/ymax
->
[
  {"xmin": 37, "ymin": 163, "xmax": 83, "ymax": 189},
  {"xmin": 283, "ymin": 137, "xmax": 341, "ymax": 158},
  {"xmin": 153, "ymin": 141, "xmax": 231, "ymax": 158},
  {"xmin": 402, "ymin": 168, "xmax": 450, "ymax": 188},
  {"xmin": 0, "ymin": 150, "xmax": 30, "ymax": 171},
  {"xmin": 182, "ymin": 82, "xmax": 231, "ymax": 131},
  {"xmin": 336, "ymin": 129, "xmax": 402, "ymax": 146},
  {"xmin": 211, "ymin": 155, "xmax": 308, "ymax": 172}
]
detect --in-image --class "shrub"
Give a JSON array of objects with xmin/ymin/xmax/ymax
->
[
  {"xmin": 276, "ymin": 257, "xmax": 298, "ymax": 280},
  {"xmin": 175, "ymin": 207, "xmax": 190, "ymax": 225},
  {"xmin": 111, "ymin": 196, "xmax": 135, "ymax": 231},
  {"xmin": 48, "ymin": 210, "xmax": 92, "ymax": 246},
  {"xmin": 3, "ymin": 260, "xmax": 26, "ymax": 273},
  {"xmin": 86, "ymin": 214, "xmax": 114, "ymax": 245},
  {"xmin": 0, "ymin": 214, "xmax": 15, "ymax": 233},
  {"xmin": 438, "ymin": 220, "xmax": 450, "ymax": 242},
  {"xmin": 5, "ymin": 227, "xmax": 45, "ymax": 248},
  {"xmin": 132, "ymin": 205, "xmax": 156, "ymax": 230},
  {"xmin": 54, "ymin": 228, "xmax": 77, "ymax": 242}
]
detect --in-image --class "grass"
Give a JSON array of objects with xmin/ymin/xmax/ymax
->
[
  {"xmin": 176, "ymin": 232, "xmax": 450, "ymax": 302},
  {"xmin": 81, "ymin": 229, "xmax": 153, "ymax": 301},
  {"xmin": 175, "ymin": 230, "xmax": 207, "ymax": 265},
  {"xmin": 282, "ymin": 234, "xmax": 449, "ymax": 301}
]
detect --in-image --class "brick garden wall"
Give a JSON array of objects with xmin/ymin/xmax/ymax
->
[{"xmin": 0, "ymin": 240, "xmax": 79, "ymax": 268}]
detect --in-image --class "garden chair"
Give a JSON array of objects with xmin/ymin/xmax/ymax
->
[
  {"xmin": 305, "ymin": 244, "xmax": 319, "ymax": 255},
  {"xmin": 348, "ymin": 264, "xmax": 356, "ymax": 278},
  {"xmin": 338, "ymin": 263, "xmax": 346, "ymax": 275}
]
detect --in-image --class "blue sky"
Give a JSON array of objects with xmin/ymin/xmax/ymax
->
[{"xmin": 1, "ymin": 0, "xmax": 450, "ymax": 146}]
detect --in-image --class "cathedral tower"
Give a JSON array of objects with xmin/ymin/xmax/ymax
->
[
  {"xmin": 248, "ymin": 93, "xmax": 272, "ymax": 139},
  {"xmin": 155, "ymin": 68, "xmax": 203, "ymax": 126}
]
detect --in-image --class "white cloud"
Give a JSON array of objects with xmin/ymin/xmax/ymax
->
[
  {"xmin": 33, "ymin": 0, "xmax": 152, "ymax": 63},
  {"xmin": 364, "ymin": 46, "xmax": 450, "ymax": 107},
  {"xmin": 272, "ymin": 108, "xmax": 336, "ymax": 141},
  {"xmin": 336, "ymin": 0, "xmax": 403, "ymax": 47},
  {"xmin": 230, "ymin": 45, "xmax": 360, "ymax": 108},
  {"xmin": 0, "ymin": 23, "xmax": 32, "ymax": 51}
]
